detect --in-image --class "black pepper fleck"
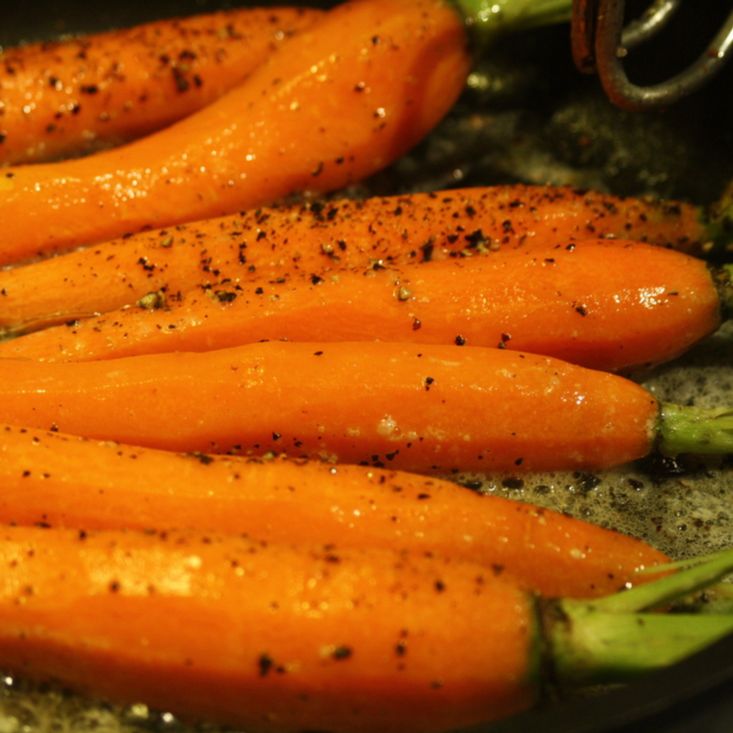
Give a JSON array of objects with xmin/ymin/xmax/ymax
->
[
  {"xmin": 258, "ymin": 653, "xmax": 274, "ymax": 677},
  {"xmin": 332, "ymin": 645, "xmax": 353, "ymax": 660}
]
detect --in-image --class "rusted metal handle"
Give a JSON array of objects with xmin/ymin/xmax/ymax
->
[{"xmin": 572, "ymin": 0, "xmax": 733, "ymax": 111}]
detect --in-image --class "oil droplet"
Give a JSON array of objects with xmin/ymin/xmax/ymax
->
[
  {"xmin": 377, "ymin": 415, "xmax": 398, "ymax": 437},
  {"xmin": 185, "ymin": 555, "xmax": 202, "ymax": 569}
]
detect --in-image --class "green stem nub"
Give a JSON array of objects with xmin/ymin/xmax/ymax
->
[
  {"xmin": 713, "ymin": 264, "xmax": 733, "ymax": 320},
  {"xmin": 546, "ymin": 548, "xmax": 733, "ymax": 686},
  {"xmin": 452, "ymin": 0, "xmax": 572, "ymax": 50},
  {"xmin": 549, "ymin": 610, "xmax": 733, "ymax": 685},
  {"xmin": 704, "ymin": 181, "xmax": 733, "ymax": 257},
  {"xmin": 658, "ymin": 403, "xmax": 733, "ymax": 456}
]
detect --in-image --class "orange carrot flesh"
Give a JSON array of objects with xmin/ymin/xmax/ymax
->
[
  {"xmin": 0, "ymin": 0, "xmax": 471, "ymax": 264},
  {"xmin": 0, "ymin": 524, "xmax": 537, "ymax": 733},
  {"xmin": 0, "ymin": 7, "xmax": 323, "ymax": 166},
  {"xmin": 0, "ymin": 185, "xmax": 709, "ymax": 334},
  {"xmin": 1, "ymin": 239, "xmax": 720, "ymax": 371},
  {"xmin": 0, "ymin": 341, "xmax": 658, "ymax": 472},
  {"xmin": 0, "ymin": 424, "xmax": 668, "ymax": 599}
]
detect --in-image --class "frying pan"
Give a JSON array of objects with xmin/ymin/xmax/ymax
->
[{"xmin": 0, "ymin": 1, "xmax": 731, "ymax": 731}]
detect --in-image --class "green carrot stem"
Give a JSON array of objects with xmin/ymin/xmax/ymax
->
[
  {"xmin": 548, "ymin": 610, "xmax": 733, "ymax": 685},
  {"xmin": 544, "ymin": 548, "xmax": 733, "ymax": 686},
  {"xmin": 658, "ymin": 403, "xmax": 733, "ymax": 456},
  {"xmin": 578, "ymin": 547, "xmax": 733, "ymax": 614},
  {"xmin": 452, "ymin": 0, "xmax": 572, "ymax": 50},
  {"xmin": 704, "ymin": 180, "xmax": 733, "ymax": 257},
  {"xmin": 713, "ymin": 263, "xmax": 733, "ymax": 320},
  {"xmin": 636, "ymin": 548, "xmax": 732, "ymax": 574}
]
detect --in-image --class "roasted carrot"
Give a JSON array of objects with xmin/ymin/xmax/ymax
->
[
  {"xmin": 0, "ymin": 341, "xmax": 729, "ymax": 472},
  {"xmin": 0, "ymin": 7, "xmax": 323, "ymax": 166},
  {"xmin": 0, "ymin": 423, "xmax": 670, "ymax": 599},
  {"xmin": 0, "ymin": 525, "xmax": 729, "ymax": 733},
  {"xmin": 0, "ymin": 185, "xmax": 719, "ymax": 337},
  {"xmin": 4, "ymin": 240, "xmax": 728, "ymax": 371},
  {"xmin": 0, "ymin": 0, "xmax": 488, "ymax": 264}
]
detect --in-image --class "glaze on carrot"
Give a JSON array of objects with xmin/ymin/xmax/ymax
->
[
  {"xmin": 0, "ymin": 0, "xmax": 472, "ymax": 264},
  {"xmin": 0, "ymin": 340, "xmax": 663, "ymax": 472},
  {"xmin": 0, "ymin": 526, "xmax": 729, "ymax": 733},
  {"xmin": 0, "ymin": 7, "xmax": 323, "ymax": 165},
  {"xmin": 0, "ymin": 185, "xmax": 713, "ymax": 337},
  {"xmin": 0, "ymin": 423, "xmax": 669, "ymax": 599},
  {"xmin": 3, "ymin": 240, "xmax": 724, "ymax": 371}
]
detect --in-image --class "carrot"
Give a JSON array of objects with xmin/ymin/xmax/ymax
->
[
  {"xmin": 0, "ymin": 340, "xmax": 729, "ymax": 472},
  {"xmin": 0, "ymin": 423, "xmax": 670, "ymax": 599},
  {"xmin": 3, "ymin": 240, "xmax": 728, "ymax": 371},
  {"xmin": 0, "ymin": 525, "xmax": 729, "ymax": 733},
  {"xmin": 0, "ymin": 7, "xmax": 323, "ymax": 166},
  {"xmin": 0, "ymin": 185, "xmax": 718, "ymax": 338},
  {"xmin": 0, "ymin": 0, "xmax": 482, "ymax": 265}
]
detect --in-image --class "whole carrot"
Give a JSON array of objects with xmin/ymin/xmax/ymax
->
[
  {"xmin": 4, "ymin": 240, "xmax": 728, "ymax": 371},
  {"xmin": 0, "ymin": 0, "xmax": 576, "ymax": 265},
  {"xmin": 0, "ymin": 184, "xmax": 720, "ymax": 337},
  {"xmin": 0, "ymin": 423, "xmax": 669, "ymax": 599},
  {"xmin": 0, "ymin": 525, "xmax": 729, "ymax": 733},
  {"xmin": 0, "ymin": 7, "xmax": 323, "ymax": 165},
  {"xmin": 0, "ymin": 341, "xmax": 729, "ymax": 472}
]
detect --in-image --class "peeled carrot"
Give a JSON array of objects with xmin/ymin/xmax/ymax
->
[
  {"xmin": 0, "ymin": 7, "xmax": 323, "ymax": 165},
  {"xmin": 0, "ymin": 0, "xmax": 477, "ymax": 264},
  {"xmin": 0, "ymin": 340, "xmax": 729, "ymax": 472},
  {"xmin": 0, "ymin": 525, "xmax": 542, "ymax": 733},
  {"xmin": 4, "ymin": 240, "xmax": 727, "ymax": 371},
  {"xmin": 0, "ymin": 423, "xmax": 669, "ymax": 599},
  {"xmin": 0, "ymin": 185, "xmax": 717, "ymax": 337},
  {"xmin": 0, "ymin": 525, "xmax": 729, "ymax": 733}
]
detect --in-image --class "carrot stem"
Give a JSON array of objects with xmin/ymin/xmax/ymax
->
[
  {"xmin": 705, "ymin": 179, "xmax": 733, "ymax": 257},
  {"xmin": 658, "ymin": 403, "xmax": 733, "ymax": 456},
  {"xmin": 714, "ymin": 263, "xmax": 733, "ymax": 319},
  {"xmin": 454, "ymin": 0, "xmax": 572, "ymax": 48},
  {"xmin": 547, "ymin": 548, "xmax": 733, "ymax": 685},
  {"xmin": 549, "ymin": 611, "xmax": 733, "ymax": 685},
  {"xmin": 576, "ymin": 547, "xmax": 733, "ymax": 614}
]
